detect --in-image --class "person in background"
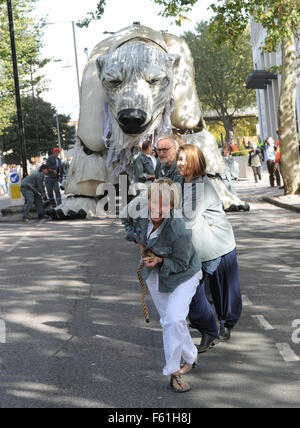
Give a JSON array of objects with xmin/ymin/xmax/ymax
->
[
  {"xmin": 155, "ymin": 135, "xmax": 181, "ymax": 182},
  {"xmin": 0, "ymin": 167, "xmax": 7, "ymax": 197},
  {"xmin": 133, "ymin": 140, "xmax": 156, "ymax": 184},
  {"xmin": 248, "ymin": 143, "xmax": 263, "ymax": 185},
  {"xmin": 20, "ymin": 164, "xmax": 49, "ymax": 222},
  {"xmin": 265, "ymin": 137, "xmax": 281, "ymax": 187},
  {"xmin": 220, "ymin": 145, "xmax": 239, "ymax": 196},
  {"xmin": 45, "ymin": 148, "xmax": 64, "ymax": 207}
]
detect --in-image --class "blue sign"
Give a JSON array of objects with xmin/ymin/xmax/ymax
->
[{"xmin": 9, "ymin": 172, "xmax": 20, "ymax": 184}]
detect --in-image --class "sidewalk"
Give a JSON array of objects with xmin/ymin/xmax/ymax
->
[{"xmin": 236, "ymin": 171, "xmax": 300, "ymax": 214}]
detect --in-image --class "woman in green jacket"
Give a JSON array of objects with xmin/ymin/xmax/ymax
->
[{"xmin": 121, "ymin": 178, "xmax": 201, "ymax": 393}]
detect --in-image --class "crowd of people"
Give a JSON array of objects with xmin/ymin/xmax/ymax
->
[
  {"xmin": 123, "ymin": 135, "xmax": 243, "ymax": 393},
  {"xmin": 0, "ymin": 149, "xmax": 72, "ymax": 221}
]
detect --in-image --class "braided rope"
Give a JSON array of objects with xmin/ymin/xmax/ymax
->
[
  {"xmin": 136, "ymin": 249, "xmax": 156, "ymax": 324},
  {"xmin": 137, "ymin": 261, "xmax": 150, "ymax": 324}
]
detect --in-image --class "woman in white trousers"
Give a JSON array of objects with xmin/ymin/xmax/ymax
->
[{"xmin": 121, "ymin": 178, "xmax": 202, "ymax": 392}]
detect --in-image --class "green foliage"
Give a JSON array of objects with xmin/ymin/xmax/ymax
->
[
  {"xmin": 0, "ymin": 0, "xmax": 49, "ymax": 135},
  {"xmin": 231, "ymin": 150, "xmax": 250, "ymax": 157},
  {"xmin": 76, "ymin": 0, "xmax": 106, "ymax": 28},
  {"xmin": 209, "ymin": 0, "xmax": 300, "ymax": 52},
  {"xmin": 154, "ymin": 0, "xmax": 198, "ymax": 25},
  {"xmin": 0, "ymin": 97, "xmax": 76, "ymax": 164},
  {"xmin": 183, "ymin": 21, "xmax": 256, "ymax": 140}
]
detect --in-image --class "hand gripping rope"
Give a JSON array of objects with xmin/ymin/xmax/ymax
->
[{"xmin": 136, "ymin": 249, "xmax": 155, "ymax": 324}]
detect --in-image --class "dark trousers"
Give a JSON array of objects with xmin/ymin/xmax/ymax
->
[
  {"xmin": 188, "ymin": 277, "xmax": 219, "ymax": 339},
  {"xmin": 267, "ymin": 160, "xmax": 281, "ymax": 187},
  {"xmin": 209, "ymin": 248, "xmax": 242, "ymax": 329},
  {"xmin": 45, "ymin": 177, "xmax": 62, "ymax": 207},
  {"xmin": 21, "ymin": 185, "xmax": 44, "ymax": 219},
  {"xmin": 251, "ymin": 166, "xmax": 262, "ymax": 183}
]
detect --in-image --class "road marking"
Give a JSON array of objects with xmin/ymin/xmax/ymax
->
[
  {"xmin": 252, "ymin": 315, "xmax": 274, "ymax": 330},
  {"xmin": 276, "ymin": 343, "xmax": 299, "ymax": 362},
  {"xmin": 5, "ymin": 219, "xmax": 44, "ymax": 253},
  {"xmin": 242, "ymin": 295, "xmax": 253, "ymax": 306}
]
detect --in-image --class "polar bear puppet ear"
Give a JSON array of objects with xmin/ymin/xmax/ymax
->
[
  {"xmin": 166, "ymin": 53, "xmax": 180, "ymax": 68},
  {"xmin": 77, "ymin": 54, "xmax": 107, "ymax": 153},
  {"xmin": 96, "ymin": 55, "xmax": 108, "ymax": 76},
  {"xmin": 162, "ymin": 32, "xmax": 203, "ymax": 130}
]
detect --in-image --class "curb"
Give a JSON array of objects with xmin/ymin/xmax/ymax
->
[{"xmin": 262, "ymin": 197, "xmax": 300, "ymax": 214}]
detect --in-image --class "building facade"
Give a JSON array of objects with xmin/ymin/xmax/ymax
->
[{"xmin": 247, "ymin": 19, "xmax": 300, "ymax": 141}]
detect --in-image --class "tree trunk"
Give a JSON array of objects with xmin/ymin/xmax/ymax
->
[
  {"xmin": 223, "ymin": 116, "xmax": 235, "ymax": 143},
  {"xmin": 278, "ymin": 34, "xmax": 300, "ymax": 195}
]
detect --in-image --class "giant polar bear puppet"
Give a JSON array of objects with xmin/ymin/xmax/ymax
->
[{"xmin": 59, "ymin": 23, "xmax": 248, "ymax": 218}]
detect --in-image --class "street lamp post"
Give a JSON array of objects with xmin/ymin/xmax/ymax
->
[
  {"xmin": 72, "ymin": 21, "xmax": 81, "ymax": 102},
  {"xmin": 53, "ymin": 113, "xmax": 62, "ymax": 153},
  {"xmin": 6, "ymin": 0, "xmax": 28, "ymax": 177}
]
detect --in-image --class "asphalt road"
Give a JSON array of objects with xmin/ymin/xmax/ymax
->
[{"xmin": 0, "ymin": 187, "xmax": 299, "ymax": 408}]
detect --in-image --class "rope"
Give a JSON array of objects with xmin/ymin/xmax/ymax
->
[
  {"xmin": 137, "ymin": 261, "xmax": 150, "ymax": 324},
  {"xmin": 136, "ymin": 249, "xmax": 155, "ymax": 324}
]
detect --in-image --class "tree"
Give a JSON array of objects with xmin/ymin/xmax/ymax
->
[
  {"xmin": 183, "ymin": 21, "xmax": 256, "ymax": 142},
  {"xmin": 0, "ymin": 0, "xmax": 49, "ymax": 136},
  {"xmin": 0, "ymin": 97, "xmax": 76, "ymax": 164},
  {"xmin": 151, "ymin": 0, "xmax": 300, "ymax": 195}
]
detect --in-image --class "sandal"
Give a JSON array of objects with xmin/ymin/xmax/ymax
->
[
  {"xmin": 170, "ymin": 373, "xmax": 191, "ymax": 393},
  {"xmin": 179, "ymin": 360, "xmax": 197, "ymax": 375}
]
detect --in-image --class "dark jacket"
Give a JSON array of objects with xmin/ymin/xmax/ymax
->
[
  {"xmin": 155, "ymin": 159, "xmax": 182, "ymax": 183},
  {"xmin": 248, "ymin": 148, "xmax": 264, "ymax": 167},
  {"xmin": 21, "ymin": 171, "xmax": 46, "ymax": 196},
  {"xmin": 133, "ymin": 153, "xmax": 155, "ymax": 183},
  {"xmin": 46, "ymin": 155, "xmax": 64, "ymax": 180}
]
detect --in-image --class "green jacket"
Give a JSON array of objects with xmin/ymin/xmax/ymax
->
[
  {"xmin": 121, "ymin": 197, "xmax": 201, "ymax": 293},
  {"xmin": 155, "ymin": 158, "xmax": 182, "ymax": 183},
  {"xmin": 133, "ymin": 153, "xmax": 155, "ymax": 183},
  {"xmin": 21, "ymin": 171, "xmax": 46, "ymax": 196}
]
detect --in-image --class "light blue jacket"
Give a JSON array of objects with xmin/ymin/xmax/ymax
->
[
  {"xmin": 179, "ymin": 176, "xmax": 236, "ymax": 262},
  {"xmin": 221, "ymin": 156, "xmax": 239, "ymax": 181},
  {"xmin": 121, "ymin": 197, "xmax": 201, "ymax": 293}
]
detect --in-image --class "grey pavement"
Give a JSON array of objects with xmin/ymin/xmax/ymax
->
[{"xmin": 0, "ymin": 175, "xmax": 299, "ymax": 408}]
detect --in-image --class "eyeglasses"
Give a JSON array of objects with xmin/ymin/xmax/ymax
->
[{"xmin": 157, "ymin": 145, "xmax": 174, "ymax": 153}]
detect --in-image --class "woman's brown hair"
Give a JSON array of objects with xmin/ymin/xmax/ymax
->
[{"xmin": 177, "ymin": 144, "xmax": 207, "ymax": 178}]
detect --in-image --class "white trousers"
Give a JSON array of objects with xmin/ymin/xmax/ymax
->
[{"xmin": 146, "ymin": 271, "xmax": 200, "ymax": 376}]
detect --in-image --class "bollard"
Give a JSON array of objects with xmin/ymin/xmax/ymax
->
[{"xmin": 9, "ymin": 169, "xmax": 22, "ymax": 205}]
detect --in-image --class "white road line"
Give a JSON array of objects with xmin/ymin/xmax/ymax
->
[
  {"xmin": 6, "ymin": 230, "xmax": 32, "ymax": 253},
  {"xmin": 252, "ymin": 315, "xmax": 274, "ymax": 330},
  {"xmin": 242, "ymin": 295, "xmax": 253, "ymax": 306},
  {"xmin": 276, "ymin": 343, "xmax": 300, "ymax": 362},
  {"xmin": 5, "ymin": 219, "xmax": 44, "ymax": 253}
]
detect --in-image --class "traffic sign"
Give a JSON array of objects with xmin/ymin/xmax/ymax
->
[{"xmin": 9, "ymin": 171, "xmax": 20, "ymax": 184}]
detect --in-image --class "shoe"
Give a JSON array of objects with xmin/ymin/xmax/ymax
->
[
  {"xmin": 197, "ymin": 333, "xmax": 218, "ymax": 353},
  {"xmin": 170, "ymin": 374, "xmax": 191, "ymax": 393},
  {"xmin": 219, "ymin": 326, "xmax": 231, "ymax": 342},
  {"xmin": 23, "ymin": 218, "xmax": 30, "ymax": 222}
]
